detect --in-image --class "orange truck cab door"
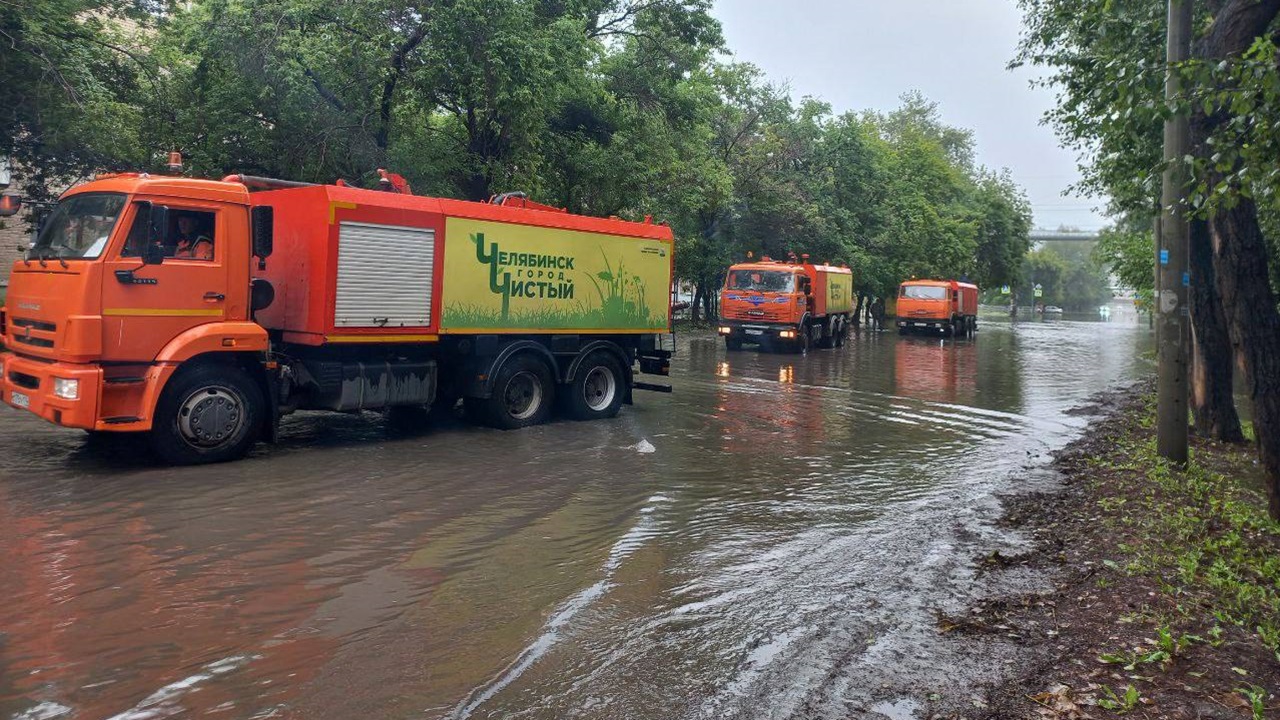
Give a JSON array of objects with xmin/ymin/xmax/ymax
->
[{"xmin": 100, "ymin": 200, "xmax": 248, "ymax": 362}]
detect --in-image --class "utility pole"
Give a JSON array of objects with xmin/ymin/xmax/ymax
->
[{"xmin": 1157, "ymin": 0, "xmax": 1191, "ymax": 464}]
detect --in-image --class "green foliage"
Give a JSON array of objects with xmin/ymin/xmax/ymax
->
[
  {"xmin": 1094, "ymin": 218, "xmax": 1154, "ymax": 311},
  {"xmin": 1090, "ymin": 420, "xmax": 1280, "ymax": 656},
  {"xmin": 4, "ymin": 0, "xmax": 1031, "ymax": 317},
  {"xmin": 1012, "ymin": 0, "xmax": 1280, "ymax": 299},
  {"xmin": 0, "ymin": 0, "xmax": 155, "ymax": 196},
  {"xmin": 1235, "ymin": 684, "xmax": 1267, "ymax": 720},
  {"xmin": 1021, "ymin": 242, "xmax": 1112, "ymax": 311},
  {"xmin": 1097, "ymin": 684, "xmax": 1141, "ymax": 714}
]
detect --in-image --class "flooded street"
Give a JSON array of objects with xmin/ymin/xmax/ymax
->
[{"xmin": 1, "ymin": 317, "xmax": 1152, "ymax": 720}]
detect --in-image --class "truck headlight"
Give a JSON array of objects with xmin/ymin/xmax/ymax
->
[
  {"xmin": 718, "ymin": 326, "xmax": 731, "ymax": 335},
  {"xmin": 53, "ymin": 378, "xmax": 79, "ymax": 400}
]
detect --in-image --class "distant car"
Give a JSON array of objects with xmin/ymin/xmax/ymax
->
[{"xmin": 1043, "ymin": 305, "xmax": 1064, "ymax": 314}]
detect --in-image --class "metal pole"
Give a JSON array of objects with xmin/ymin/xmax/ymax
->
[{"xmin": 1157, "ymin": 0, "xmax": 1191, "ymax": 464}]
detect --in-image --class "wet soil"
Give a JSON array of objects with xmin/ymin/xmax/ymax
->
[{"xmin": 965, "ymin": 382, "xmax": 1280, "ymax": 719}]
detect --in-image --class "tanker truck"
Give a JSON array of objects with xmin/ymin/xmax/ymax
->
[
  {"xmin": 717, "ymin": 255, "xmax": 853, "ymax": 352},
  {"xmin": 895, "ymin": 279, "xmax": 978, "ymax": 337},
  {"xmin": 0, "ymin": 167, "xmax": 674, "ymax": 464}
]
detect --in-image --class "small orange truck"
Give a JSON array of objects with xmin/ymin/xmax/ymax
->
[
  {"xmin": 0, "ymin": 168, "xmax": 674, "ymax": 464},
  {"xmin": 718, "ymin": 256, "xmax": 853, "ymax": 352},
  {"xmin": 895, "ymin": 279, "xmax": 979, "ymax": 337}
]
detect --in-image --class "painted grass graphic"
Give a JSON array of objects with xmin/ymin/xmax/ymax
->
[{"xmin": 443, "ymin": 246, "xmax": 665, "ymax": 329}]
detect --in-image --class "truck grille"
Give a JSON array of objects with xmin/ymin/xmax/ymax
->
[
  {"xmin": 8, "ymin": 371, "xmax": 39, "ymax": 390},
  {"xmin": 11, "ymin": 318, "xmax": 57, "ymax": 332},
  {"xmin": 13, "ymin": 335, "xmax": 55, "ymax": 349},
  {"xmin": 724, "ymin": 306, "xmax": 788, "ymax": 322},
  {"xmin": 9, "ymin": 316, "xmax": 57, "ymax": 349}
]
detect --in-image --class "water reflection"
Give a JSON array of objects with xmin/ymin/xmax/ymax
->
[{"xmin": 894, "ymin": 336, "xmax": 978, "ymax": 404}]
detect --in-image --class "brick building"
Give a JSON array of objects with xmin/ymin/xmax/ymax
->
[
  {"xmin": 0, "ymin": 173, "xmax": 60, "ymax": 293},
  {"xmin": 0, "ymin": 173, "xmax": 29, "ymax": 292}
]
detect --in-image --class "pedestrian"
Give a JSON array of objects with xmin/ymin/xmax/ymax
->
[{"xmin": 871, "ymin": 297, "xmax": 885, "ymax": 331}]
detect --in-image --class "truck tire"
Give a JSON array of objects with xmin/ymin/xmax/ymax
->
[
  {"xmin": 725, "ymin": 336, "xmax": 743, "ymax": 351},
  {"xmin": 794, "ymin": 326, "xmax": 811, "ymax": 354},
  {"xmin": 150, "ymin": 363, "xmax": 264, "ymax": 465},
  {"xmin": 562, "ymin": 351, "xmax": 625, "ymax": 421},
  {"xmin": 817, "ymin": 317, "xmax": 835, "ymax": 349},
  {"xmin": 467, "ymin": 353, "xmax": 554, "ymax": 430}
]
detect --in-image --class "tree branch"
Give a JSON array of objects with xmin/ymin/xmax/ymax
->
[{"xmin": 304, "ymin": 67, "xmax": 347, "ymax": 112}]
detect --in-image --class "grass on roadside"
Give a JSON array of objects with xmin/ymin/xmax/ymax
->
[{"xmin": 1077, "ymin": 397, "xmax": 1280, "ymax": 716}]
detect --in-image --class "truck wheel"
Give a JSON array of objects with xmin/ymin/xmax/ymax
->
[
  {"xmin": 150, "ymin": 363, "xmax": 264, "ymax": 465},
  {"xmin": 469, "ymin": 354, "xmax": 554, "ymax": 429},
  {"xmin": 795, "ymin": 327, "xmax": 811, "ymax": 354},
  {"xmin": 725, "ymin": 336, "xmax": 743, "ymax": 351},
  {"xmin": 816, "ymin": 318, "xmax": 834, "ymax": 349},
  {"xmin": 562, "ymin": 351, "xmax": 625, "ymax": 421}
]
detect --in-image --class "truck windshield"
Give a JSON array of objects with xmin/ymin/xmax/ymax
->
[
  {"xmin": 727, "ymin": 270, "xmax": 795, "ymax": 293},
  {"xmin": 901, "ymin": 285, "xmax": 947, "ymax": 300},
  {"xmin": 29, "ymin": 192, "xmax": 127, "ymax": 260}
]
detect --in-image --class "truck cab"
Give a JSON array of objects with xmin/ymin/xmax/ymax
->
[
  {"xmin": 1, "ymin": 175, "xmax": 269, "ymax": 441},
  {"xmin": 895, "ymin": 279, "xmax": 979, "ymax": 337}
]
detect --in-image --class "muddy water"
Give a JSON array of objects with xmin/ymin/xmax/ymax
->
[{"xmin": 0, "ymin": 317, "xmax": 1152, "ymax": 720}]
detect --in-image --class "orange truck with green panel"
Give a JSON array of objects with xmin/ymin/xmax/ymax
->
[
  {"xmin": 895, "ymin": 279, "xmax": 979, "ymax": 337},
  {"xmin": 0, "ymin": 170, "xmax": 674, "ymax": 464},
  {"xmin": 718, "ymin": 256, "xmax": 853, "ymax": 352}
]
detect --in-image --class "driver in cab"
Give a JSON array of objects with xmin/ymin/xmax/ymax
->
[{"xmin": 171, "ymin": 214, "xmax": 213, "ymax": 260}]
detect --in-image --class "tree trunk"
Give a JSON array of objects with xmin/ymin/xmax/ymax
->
[
  {"xmin": 1192, "ymin": 0, "xmax": 1280, "ymax": 517},
  {"xmin": 691, "ymin": 284, "xmax": 704, "ymax": 322},
  {"xmin": 1188, "ymin": 218, "xmax": 1244, "ymax": 442},
  {"xmin": 853, "ymin": 292, "xmax": 866, "ymax": 326},
  {"xmin": 1208, "ymin": 198, "xmax": 1280, "ymax": 519}
]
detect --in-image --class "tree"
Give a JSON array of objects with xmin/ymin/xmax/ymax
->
[
  {"xmin": 0, "ymin": 0, "xmax": 153, "ymax": 196},
  {"xmin": 1021, "ymin": 248, "xmax": 1066, "ymax": 306},
  {"xmin": 1014, "ymin": 0, "xmax": 1280, "ymax": 517},
  {"xmin": 1095, "ymin": 218, "xmax": 1154, "ymax": 310},
  {"xmin": 970, "ymin": 170, "xmax": 1034, "ymax": 292}
]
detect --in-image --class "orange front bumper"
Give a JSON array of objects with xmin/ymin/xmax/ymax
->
[{"xmin": 1, "ymin": 351, "xmax": 103, "ymax": 429}]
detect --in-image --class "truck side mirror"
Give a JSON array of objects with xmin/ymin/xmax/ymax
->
[
  {"xmin": 130, "ymin": 200, "xmax": 164, "ymax": 264},
  {"xmin": 251, "ymin": 206, "xmax": 273, "ymax": 267},
  {"xmin": 149, "ymin": 203, "xmax": 169, "ymax": 248},
  {"xmin": 143, "ymin": 243, "xmax": 165, "ymax": 265}
]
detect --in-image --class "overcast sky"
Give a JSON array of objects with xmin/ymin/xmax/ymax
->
[{"xmin": 710, "ymin": 0, "xmax": 1108, "ymax": 232}]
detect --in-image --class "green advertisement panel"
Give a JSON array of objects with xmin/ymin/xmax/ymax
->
[
  {"xmin": 825, "ymin": 272, "xmax": 854, "ymax": 314},
  {"xmin": 441, "ymin": 217, "xmax": 673, "ymax": 332}
]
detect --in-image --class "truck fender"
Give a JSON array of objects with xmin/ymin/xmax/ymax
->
[
  {"xmin": 141, "ymin": 324, "xmax": 271, "ymax": 436},
  {"xmin": 473, "ymin": 340, "xmax": 558, "ymax": 399},
  {"xmin": 563, "ymin": 340, "xmax": 631, "ymax": 384},
  {"xmin": 153, "ymin": 322, "xmax": 270, "ymax": 364},
  {"xmin": 564, "ymin": 340, "xmax": 634, "ymax": 405}
]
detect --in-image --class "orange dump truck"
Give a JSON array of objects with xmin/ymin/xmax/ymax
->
[
  {"xmin": 895, "ymin": 279, "xmax": 979, "ymax": 337},
  {"xmin": 0, "ymin": 171, "xmax": 674, "ymax": 464},
  {"xmin": 717, "ymin": 257, "xmax": 853, "ymax": 352}
]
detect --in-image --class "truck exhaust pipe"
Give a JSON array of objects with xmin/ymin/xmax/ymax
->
[{"xmin": 222, "ymin": 174, "xmax": 318, "ymax": 191}]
